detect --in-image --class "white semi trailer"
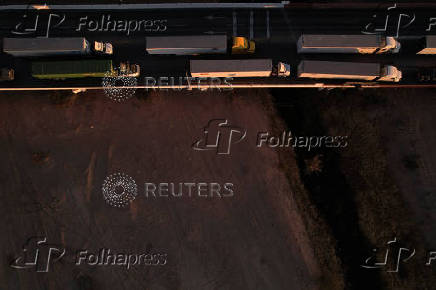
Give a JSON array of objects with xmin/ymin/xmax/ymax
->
[
  {"xmin": 297, "ymin": 60, "xmax": 402, "ymax": 82},
  {"xmin": 417, "ymin": 35, "xmax": 436, "ymax": 54},
  {"xmin": 146, "ymin": 35, "xmax": 255, "ymax": 55},
  {"xmin": 297, "ymin": 34, "xmax": 400, "ymax": 54},
  {"xmin": 189, "ymin": 59, "xmax": 290, "ymax": 78},
  {"xmin": 3, "ymin": 37, "xmax": 112, "ymax": 57}
]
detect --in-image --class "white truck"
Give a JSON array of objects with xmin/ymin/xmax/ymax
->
[
  {"xmin": 146, "ymin": 35, "xmax": 255, "ymax": 55},
  {"xmin": 189, "ymin": 59, "xmax": 290, "ymax": 78},
  {"xmin": 417, "ymin": 35, "xmax": 436, "ymax": 54},
  {"xmin": 297, "ymin": 34, "xmax": 400, "ymax": 54},
  {"xmin": 297, "ymin": 60, "xmax": 402, "ymax": 82},
  {"xmin": 3, "ymin": 37, "xmax": 112, "ymax": 57}
]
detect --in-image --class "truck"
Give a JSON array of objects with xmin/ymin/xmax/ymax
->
[
  {"xmin": 146, "ymin": 35, "xmax": 255, "ymax": 55},
  {"xmin": 31, "ymin": 60, "xmax": 140, "ymax": 79},
  {"xmin": 417, "ymin": 35, "xmax": 436, "ymax": 54},
  {"xmin": 297, "ymin": 34, "xmax": 401, "ymax": 54},
  {"xmin": 3, "ymin": 37, "xmax": 113, "ymax": 57},
  {"xmin": 119, "ymin": 62, "xmax": 140, "ymax": 77},
  {"xmin": 297, "ymin": 60, "xmax": 402, "ymax": 82},
  {"xmin": 189, "ymin": 59, "xmax": 290, "ymax": 78},
  {"xmin": 0, "ymin": 68, "xmax": 14, "ymax": 81}
]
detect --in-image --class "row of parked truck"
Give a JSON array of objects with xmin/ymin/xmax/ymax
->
[
  {"xmin": 188, "ymin": 59, "xmax": 400, "ymax": 82},
  {"xmin": 2, "ymin": 34, "xmax": 436, "ymax": 82}
]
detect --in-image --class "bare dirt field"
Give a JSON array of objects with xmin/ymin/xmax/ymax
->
[
  {"xmin": 2, "ymin": 87, "xmax": 436, "ymax": 290},
  {"xmin": 0, "ymin": 89, "xmax": 325, "ymax": 290},
  {"xmin": 275, "ymin": 88, "xmax": 436, "ymax": 289}
]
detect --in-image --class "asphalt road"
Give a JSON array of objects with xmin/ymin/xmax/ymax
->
[{"xmin": 2, "ymin": 4, "xmax": 436, "ymax": 87}]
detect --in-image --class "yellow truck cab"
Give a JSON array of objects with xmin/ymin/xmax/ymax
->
[{"xmin": 231, "ymin": 37, "xmax": 255, "ymax": 54}]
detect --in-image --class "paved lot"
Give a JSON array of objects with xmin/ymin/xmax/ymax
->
[{"xmin": 3, "ymin": 4, "xmax": 436, "ymax": 87}]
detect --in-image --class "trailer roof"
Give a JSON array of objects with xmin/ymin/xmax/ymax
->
[
  {"xmin": 300, "ymin": 34, "xmax": 382, "ymax": 48},
  {"xmin": 190, "ymin": 59, "xmax": 272, "ymax": 73},
  {"xmin": 146, "ymin": 35, "xmax": 227, "ymax": 50},
  {"xmin": 3, "ymin": 37, "xmax": 87, "ymax": 52},
  {"xmin": 32, "ymin": 60, "xmax": 113, "ymax": 75},
  {"xmin": 299, "ymin": 60, "xmax": 380, "ymax": 76}
]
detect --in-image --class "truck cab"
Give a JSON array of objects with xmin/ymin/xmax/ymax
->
[
  {"xmin": 231, "ymin": 37, "xmax": 255, "ymax": 54},
  {"xmin": 377, "ymin": 37, "xmax": 401, "ymax": 54},
  {"xmin": 119, "ymin": 62, "xmax": 140, "ymax": 77},
  {"xmin": 273, "ymin": 62, "xmax": 291, "ymax": 77},
  {"xmin": 0, "ymin": 68, "xmax": 14, "ymax": 81},
  {"xmin": 93, "ymin": 41, "xmax": 113, "ymax": 55},
  {"xmin": 379, "ymin": 65, "xmax": 402, "ymax": 82}
]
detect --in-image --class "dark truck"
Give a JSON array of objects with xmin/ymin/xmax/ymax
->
[{"xmin": 3, "ymin": 37, "xmax": 113, "ymax": 57}]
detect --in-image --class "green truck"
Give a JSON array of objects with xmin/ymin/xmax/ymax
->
[{"xmin": 31, "ymin": 59, "xmax": 115, "ymax": 79}]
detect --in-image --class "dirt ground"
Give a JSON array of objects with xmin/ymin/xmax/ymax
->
[
  {"xmin": 2, "ymin": 87, "xmax": 436, "ymax": 290},
  {"xmin": 285, "ymin": 88, "xmax": 436, "ymax": 289},
  {"xmin": 0, "ymin": 89, "xmax": 324, "ymax": 290},
  {"xmin": 380, "ymin": 90, "xmax": 436, "ymax": 247}
]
